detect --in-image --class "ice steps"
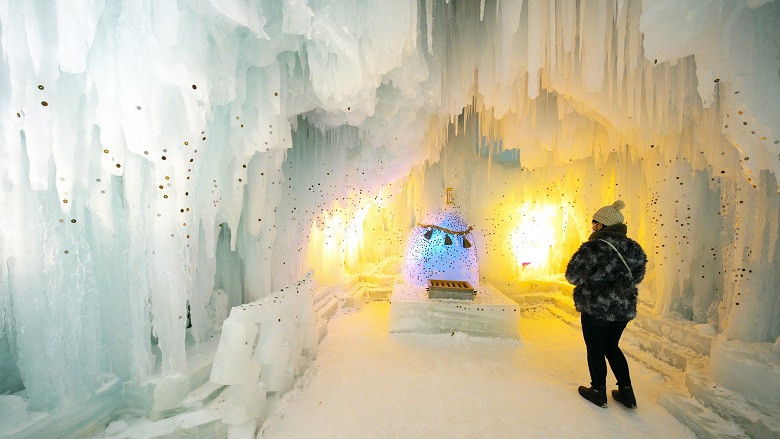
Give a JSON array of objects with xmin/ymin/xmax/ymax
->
[
  {"xmin": 686, "ymin": 370, "xmax": 780, "ymax": 439},
  {"xmin": 612, "ymin": 325, "xmax": 775, "ymax": 438},
  {"xmin": 314, "ymin": 293, "xmax": 339, "ymax": 321},
  {"xmin": 535, "ymin": 300, "xmax": 685, "ymax": 382},
  {"xmin": 538, "ymin": 291, "xmax": 776, "ymax": 439},
  {"xmin": 659, "ymin": 392, "xmax": 750, "ymax": 439},
  {"xmin": 313, "ymin": 294, "xmax": 339, "ymax": 343},
  {"xmin": 363, "ymin": 285, "xmax": 392, "ymax": 301},
  {"xmin": 632, "ymin": 312, "xmax": 713, "ymax": 356},
  {"xmin": 544, "ymin": 293, "xmax": 708, "ymax": 374},
  {"xmin": 621, "ymin": 336, "xmax": 686, "ymax": 383},
  {"xmin": 342, "ymin": 281, "xmax": 392, "ymax": 306},
  {"xmin": 624, "ymin": 323, "xmax": 707, "ymax": 373},
  {"xmin": 101, "ymin": 393, "xmax": 228, "ymax": 439}
]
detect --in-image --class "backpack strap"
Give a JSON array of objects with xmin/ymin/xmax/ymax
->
[{"xmin": 598, "ymin": 239, "xmax": 633, "ymax": 279}]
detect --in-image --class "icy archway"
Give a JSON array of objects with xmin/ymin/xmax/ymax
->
[{"xmin": 0, "ymin": 0, "xmax": 779, "ymax": 436}]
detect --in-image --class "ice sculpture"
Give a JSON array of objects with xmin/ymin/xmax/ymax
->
[{"xmin": 402, "ymin": 210, "xmax": 479, "ymax": 287}]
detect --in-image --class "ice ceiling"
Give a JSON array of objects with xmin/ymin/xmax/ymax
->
[{"xmin": 0, "ymin": 0, "xmax": 779, "ymax": 416}]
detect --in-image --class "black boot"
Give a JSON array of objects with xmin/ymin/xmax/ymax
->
[
  {"xmin": 612, "ymin": 386, "xmax": 637, "ymax": 409},
  {"xmin": 578, "ymin": 386, "xmax": 607, "ymax": 408}
]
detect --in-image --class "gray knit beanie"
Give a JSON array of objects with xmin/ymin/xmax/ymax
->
[{"xmin": 593, "ymin": 200, "xmax": 625, "ymax": 226}]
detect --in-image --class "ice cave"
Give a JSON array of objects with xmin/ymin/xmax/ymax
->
[{"xmin": 0, "ymin": 0, "xmax": 779, "ymax": 438}]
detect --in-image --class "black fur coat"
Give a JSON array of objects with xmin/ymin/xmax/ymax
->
[{"xmin": 565, "ymin": 224, "xmax": 647, "ymax": 321}]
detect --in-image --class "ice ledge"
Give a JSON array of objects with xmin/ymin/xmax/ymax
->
[
  {"xmin": 632, "ymin": 310, "xmax": 714, "ymax": 357},
  {"xmin": 687, "ymin": 369, "xmax": 780, "ymax": 439},
  {"xmin": 658, "ymin": 392, "xmax": 750, "ymax": 439},
  {"xmin": 710, "ymin": 335, "xmax": 780, "ymax": 414},
  {"xmin": 87, "ymin": 273, "xmax": 337, "ymax": 439},
  {"xmin": 388, "ymin": 281, "xmax": 520, "ymax": 339},
  {"xmin": 0, "ymin": 380, "xmax": 122, "ymax": 439}
]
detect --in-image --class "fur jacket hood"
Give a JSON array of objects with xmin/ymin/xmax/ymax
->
[{"xmin": 565, "ymin": 223, "xmax": 647, "ymax": 321}]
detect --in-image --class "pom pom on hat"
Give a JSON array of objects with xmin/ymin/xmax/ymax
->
[{"xmin": 593, "ymin": 200, "xmax": 625, "ymax": 226}]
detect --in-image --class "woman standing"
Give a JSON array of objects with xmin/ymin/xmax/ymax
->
[{"xmin": 565, "ymin": 200, "xmax": 647, "ymax": 408}]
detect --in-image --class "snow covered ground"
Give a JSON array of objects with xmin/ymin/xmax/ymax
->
[{"xmin": 259, "ymin": 302, "xmax": 697, "ymax": 439}]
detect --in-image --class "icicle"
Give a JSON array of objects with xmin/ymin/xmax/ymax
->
[
  {"xmin": 548, "ymin": 0, "xmax": 556, "ymax": 80},
  {"xmin": 580, "ymin": 0, "xmax": 607, "ymax": 93},
  {"xmin": 426, "ymin": 0, "xmax": 433, "ymax": 54},
  {"xmin": 527, "ymin": 0, "xmax": 544, "ymax": 99}
]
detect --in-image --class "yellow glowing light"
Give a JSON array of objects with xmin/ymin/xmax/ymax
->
[
  {"xmin": 507, "ymin": 203, "xmax": 558, "ymax": 274},
  {"xmin": 306, "ymin": 189, "xmax": 397, "ymax": 284},
  {"xmin": 344, "ymin": 204, "xmax": 371, "ymax": 267}
]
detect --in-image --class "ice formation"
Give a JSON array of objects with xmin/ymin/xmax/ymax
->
[
  {"xmin": 401, "ymin": 211, "xmax": 479, "ymax": 287},
  {"xmin": 209, "ymin": 272, "xmax": 319, "ymax": 433},
  {"xmin": 0, "ymin": 0, "xmax": 778, "ymax": 437},
  {"xmin": 387, "ymin": 282, "xmax": 520, "ymax": 338}
]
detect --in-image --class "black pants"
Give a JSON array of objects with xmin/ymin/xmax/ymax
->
[{"xmin": 581, "ymin": 313, "xmax": 632, "ymax": 389}]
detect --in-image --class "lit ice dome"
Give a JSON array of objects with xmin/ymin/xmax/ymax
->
[{"xmin": 402, "ymin": 210, "xmax": 479, "ymax": 287}]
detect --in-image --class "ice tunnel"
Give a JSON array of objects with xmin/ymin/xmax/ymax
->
[{"xmin": 0, "ymin": 0, "xmax": 779, "ymax": 437}]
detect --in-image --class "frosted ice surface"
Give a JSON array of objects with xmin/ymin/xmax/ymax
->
[
  {"xmin": 210, "ymin": 0, "xmax": 269, "ymax": 40},
  {"xmin": 221, "ymin": 383, "xmax": 266, "ymax": 426},
  {"xmin": 104, "ymin": 419, "xmax": 130, "ymax": 435},
  {"xmin": 210, "ymin": 321, "xmax": 261, "ymax": 385},
  {"xmin": 526, "ymin": 0, "xmax": 544, "ymax": 99},
  {"xmin": 152, "ymin": 373, "xmax": 190, "ymax": 413},
  {"xmin": 694, "ymin": 323, "xmax": 717, "ymax": 337},
  {"xmin": 151, "ymin": 0, "xmax": 180, "ymax": 47},
  {"xmin": 710, "ymin": 335, "xmax": 780, "ymax": 410},
  {"xmin": 579, "ymin": 0, "xmax": 607, "ymax": 93},
  {"xmin": 55, "ymin": 1, "xmax": 101, "ymax": 73},
  {"xmin": 283, "ymin": 0, "xmax": 311, "ymax": 35},
  {"xmin": 0, "ymin": 395, "xmax": 28, "ymax": 428}
]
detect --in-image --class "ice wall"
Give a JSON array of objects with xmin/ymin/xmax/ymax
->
[
  {"xmin": 0, "ymin": 0, "xmax": 426, "ymax": 416},
  {"xmin": 0, "ymin": 0, "xmax": 778, "ymax": 429}
]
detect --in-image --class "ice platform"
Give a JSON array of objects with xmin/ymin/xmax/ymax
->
[{"xmin": 388, "ymin": 282, "xmax": 520, "ymax": 339}]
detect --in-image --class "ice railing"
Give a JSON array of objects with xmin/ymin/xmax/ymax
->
[{"xmin": 209, "ymin": 271, "xmax": 319, "ymax": 427}]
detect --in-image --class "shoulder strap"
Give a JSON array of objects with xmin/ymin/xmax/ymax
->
[{"xmin": 598, "ymin": 239, "xmax": 633, "ymax": 279}]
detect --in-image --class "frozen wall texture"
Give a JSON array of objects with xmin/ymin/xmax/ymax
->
[{"xmin": 0, "ymin": 0, "xmax": 778, "ymax": 424}]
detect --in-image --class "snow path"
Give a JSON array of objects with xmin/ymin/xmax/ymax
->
[{"xmin": 259, "ymin": 302, "xmax": 697, "ymax": 438}]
